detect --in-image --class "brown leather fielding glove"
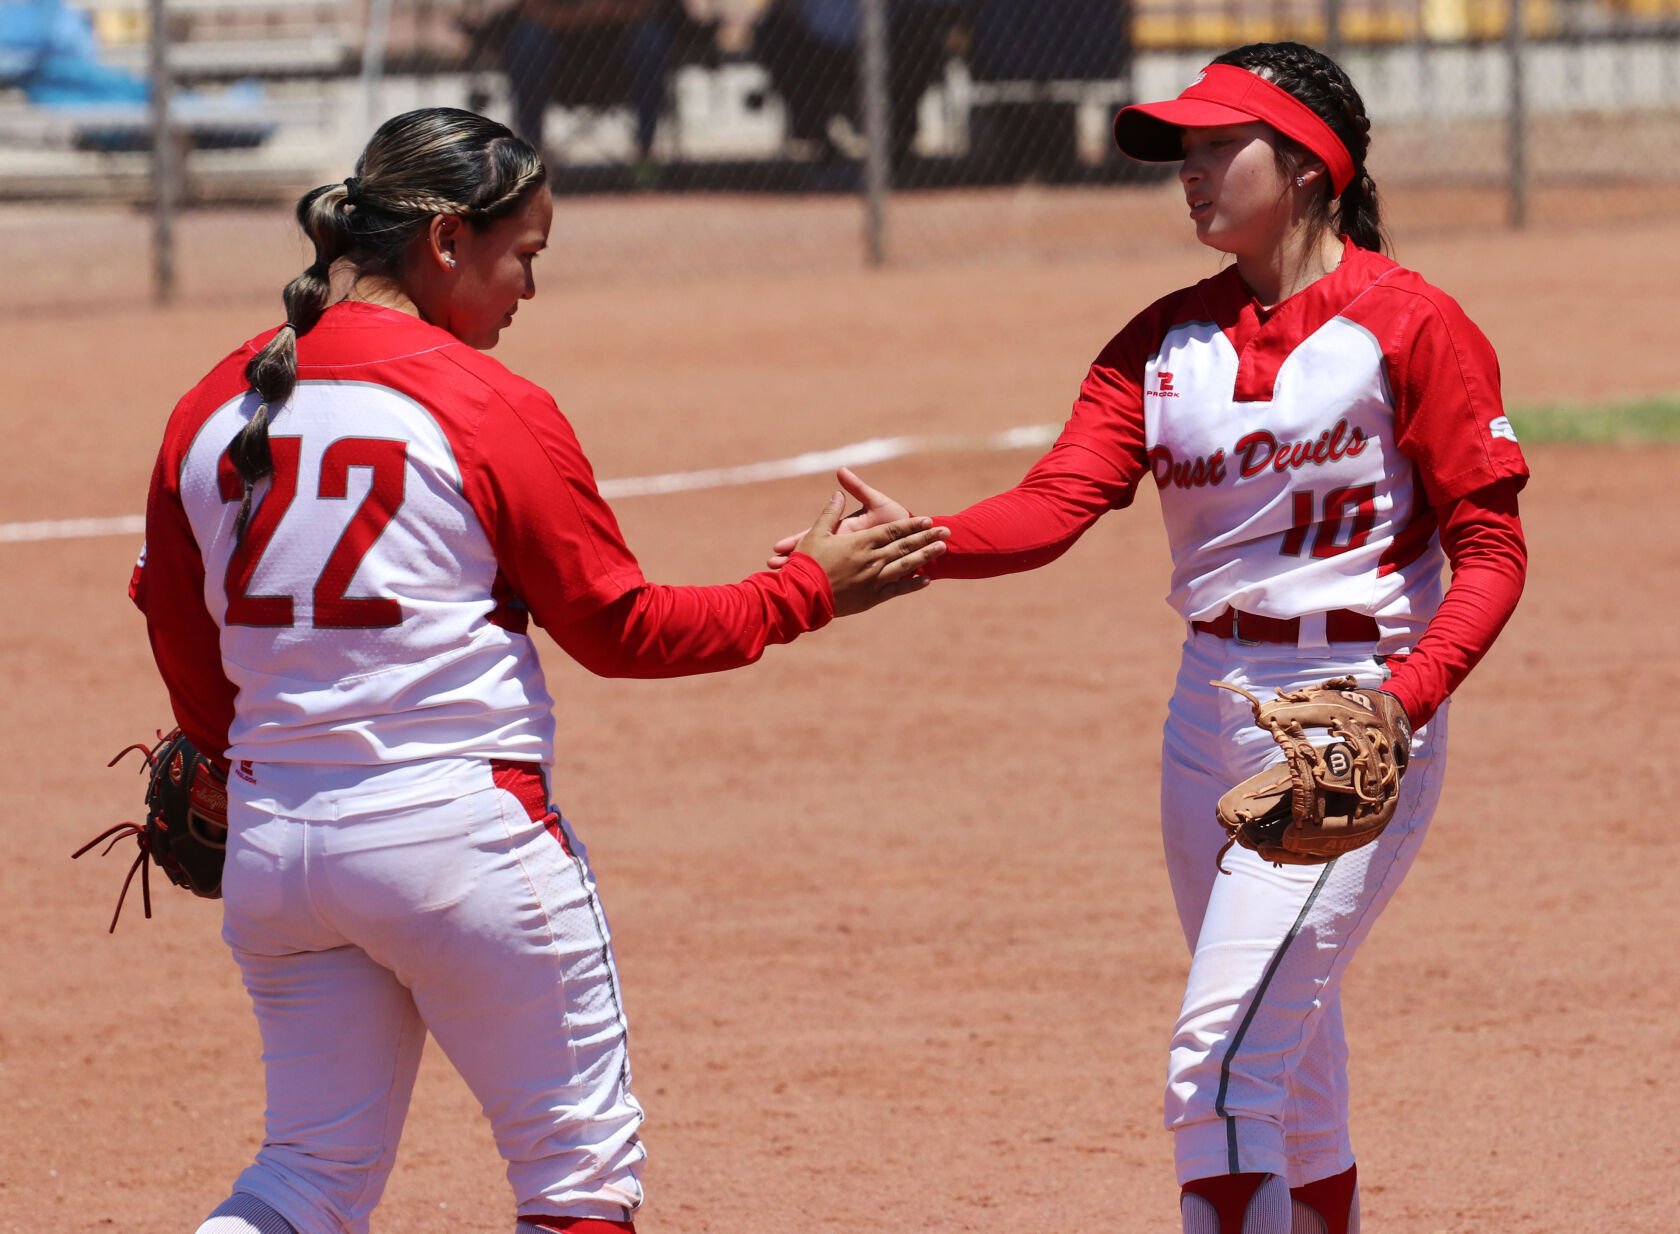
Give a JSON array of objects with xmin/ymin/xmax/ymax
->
[
  {"xmin": 73, "ymin": 729, "xmax": 228, "ymax": 931},
  {"xmin": 1211, "ymin": 677, "xmax": 1412, "ymax": 872}
]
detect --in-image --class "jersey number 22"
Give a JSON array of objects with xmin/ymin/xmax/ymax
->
[{"xmin": 217, "ymin": 436, "xmax": 408, "ymax": 629}]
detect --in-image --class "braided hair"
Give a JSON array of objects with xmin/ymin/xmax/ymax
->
[
  {"xmin": 1210, "ymin": 42, "xmax": 1386, "ymax": 255},
  {"xmin": 230, "ymin": 107, "xmax": 546, "ymax": 537}
]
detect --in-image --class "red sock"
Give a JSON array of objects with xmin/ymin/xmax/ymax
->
[
  {"xmin": 1290, "ymin": 1164, "xmax": 1358, "ymax": 1234},
  {"xmin": 518, "ymin": 1219, "xmax": 635, "ymax": 1233},
  {"xmin": 1182, "ymin": 1172, "xmax": 1270, "ymax": 1232}
]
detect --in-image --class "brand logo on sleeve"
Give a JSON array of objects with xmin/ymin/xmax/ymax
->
[
  {"xmin": 1152, "ymin": 371, "xmax": 1179, "ymax": 398},
  {"xmin": 1489, "ymin": 415, "xmax": 1519, "ymax": 443}
]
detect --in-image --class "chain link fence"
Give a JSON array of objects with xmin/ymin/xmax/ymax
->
[{"xmin": 3, "ymin": 0, "xmax": 1678, "ymax": 307}]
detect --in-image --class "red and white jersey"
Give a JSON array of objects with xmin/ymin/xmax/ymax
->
[
  {"xmin": 1058, "ymin": 240, "xmax": 1528, "ymax": 644},
  {"xmin": 133, "ymin": 302, "xmax": 829, "ymax": 767}
]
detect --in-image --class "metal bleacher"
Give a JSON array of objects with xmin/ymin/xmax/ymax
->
[
  {"xmin": 78, "ymin": 0, "xmax": 352, "ymax": 80},
  {"xmin": 0, "ymin": 0, "xmax": 352, "ymax": 202}
]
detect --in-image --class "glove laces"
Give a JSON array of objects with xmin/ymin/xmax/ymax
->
[{"xmin": 70, "ymin": 736, "xmax": 168, "ymax": 932}]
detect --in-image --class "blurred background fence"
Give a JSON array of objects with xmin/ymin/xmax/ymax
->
[{"xmin": 2, "ymin": 0, "xmax": 1677, "ymax": 307}]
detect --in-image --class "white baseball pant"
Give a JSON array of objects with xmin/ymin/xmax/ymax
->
[
  {"xmin": 218, "ymin": 756, "xmax": 645, "ymax": 1234},
  {"xmin": 1159, "ymin": 630, "xmax": 1448, "ymax": 1187}
]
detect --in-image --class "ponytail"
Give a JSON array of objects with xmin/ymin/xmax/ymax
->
[
  {"xmin": 1335, "ymin": 168, "xmax": 1384, "ymax": 254},
  {"xmin": 230, "ymin": 182, "xmax": 352, "ymax": 536}
]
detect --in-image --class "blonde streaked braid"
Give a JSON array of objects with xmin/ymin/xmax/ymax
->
[
  {"xmin": 377, "ymin": 193, "xmax": 471, "ymax": 216},
  {"xmin": 468, "ymin": 164, "xmax": 548, "ymax": 217},
  {"xmin": 375, "ymin": 162, "xmax": 544, "ymax": 221}
]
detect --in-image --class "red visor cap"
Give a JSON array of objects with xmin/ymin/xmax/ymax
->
[{"xmin": 1113, "ymin": 64, "xmax": 1356, "ymax": 194}]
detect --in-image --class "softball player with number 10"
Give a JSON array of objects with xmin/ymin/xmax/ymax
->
[{"xmin": 775, "ymin": 40, "xmax": 1529, "ymax": 1234}]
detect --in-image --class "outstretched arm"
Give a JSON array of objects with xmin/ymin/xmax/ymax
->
[
  {"xmin": 473, "ymin": 388, "xmax": 948, "ymax": 677},
  {"xmin": 545, "ymin": 490, "xmax": 949, "ymax": 679},
  {"xmin": 768, "ymin": 334, "xmax": 1153, "ymax": 577},
  {"xmin": 769, "ymin": 436, "xmax": 1143, "ymax": 580},
  {"xmin": 918, "ymin": 439, "xmax": 1140, "ymax": 578},
  {"xmin": 550, "ymin": 564, "xmax": 830, "ymax": 679}
]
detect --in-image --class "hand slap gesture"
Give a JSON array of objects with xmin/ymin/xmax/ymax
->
[
  {"xmin": 769, "ymin": 467, "xmax": 915, "ymax": 570},
  {"xmin": 793, "ymin": 489, "xmax": 948, "ymax": 616}
]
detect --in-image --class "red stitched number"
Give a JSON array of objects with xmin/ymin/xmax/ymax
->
[
  {"xmin": 217, "ymin": 437, "xmax": 408, "ymax": 628},
  {"xmin": 217, "ymin": 437, "xmax": 301, "ymax": 626},
  {"xmin": 1279, "ymin": 484, "xmax": 1377, "ymax": 558},
  {"xmin": 315, "ymin": 438, "xmax": 407, "ymax": 628}
]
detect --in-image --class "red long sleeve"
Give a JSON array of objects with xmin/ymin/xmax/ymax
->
[
  {"xmin": 131, "ymin": 430, "xmax": 239, "ymax": 763},
  {"xmin": 925, "ymin": 440, "xmax": 1142, "ymax": 578},
  {"xmin": 548, "ymin": 552, "xmax": 835, "ymax": 678},
  {"xmin": 1381, "ymin": 477, "xmax": 1527, "ymax": 727},
  {"xmin": 924, "ymin": 317, "xmax": 1151, "ymax": 578}
]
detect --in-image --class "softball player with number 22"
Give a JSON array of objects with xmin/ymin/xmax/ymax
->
[
  {"xmin": 775, "ymin": 40, "xmax": 1529, "ymax": 1234},
  {"xmin": 130, "ymin": 108, "xmax": 947, "ymax": 1234}
]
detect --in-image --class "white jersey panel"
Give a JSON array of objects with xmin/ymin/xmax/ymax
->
[
  {"xmin": 178, "ymin": 381, "xmax": 555, "ymax": 764},
  {"xmin": 1146, "ymin": 317, "xmax": 1444, "ymax": 639}
]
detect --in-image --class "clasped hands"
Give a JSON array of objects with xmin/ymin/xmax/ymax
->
[{"xmin": 777, "ymin": 467, "xmax": 934, "ymax": 617}]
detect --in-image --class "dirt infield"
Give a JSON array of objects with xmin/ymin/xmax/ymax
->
[{"xmin": 3, "ymin": 202, "xmax": 1677, "ymax": 1233}]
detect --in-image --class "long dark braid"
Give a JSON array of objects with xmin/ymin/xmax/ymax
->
[
  {"xmin": 1211, "ymin": 42, "xmax": 1386, "ymax": 254},
  {"xmin": 230, "ymin": 107, "xmax": 546, "ymax": 538}
]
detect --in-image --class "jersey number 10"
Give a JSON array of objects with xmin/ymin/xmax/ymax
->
[
  {"xmin": 1280, "ymin": 484, "xmax": 1377, "ymax": 557},
  {"xmin": 217, "ymin": 436, "xmax": 408, "ymax": 628}
]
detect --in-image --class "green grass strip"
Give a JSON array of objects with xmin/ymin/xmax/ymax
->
[{"xmin": 1509, "ymin": 395, "xmax": 1680, "ymax": 444}]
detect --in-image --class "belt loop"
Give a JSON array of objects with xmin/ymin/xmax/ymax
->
[{"xmin": 1298, "ymin": 611, "xmax": 1328, "ymax": 649}]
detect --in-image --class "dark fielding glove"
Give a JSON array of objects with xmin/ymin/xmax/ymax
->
[
  {"xmin": 73, "ymin": 729, "xmax": 228, "ymax": 931},
  {"xmin": 1211, "ymin": 676, "xmax": 1411, "ymax": 872}
]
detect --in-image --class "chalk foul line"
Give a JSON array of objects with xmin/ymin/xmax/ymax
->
[{"xmin": 0, "ymin": 423, "xmax": 1060, "ymax": 544}]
